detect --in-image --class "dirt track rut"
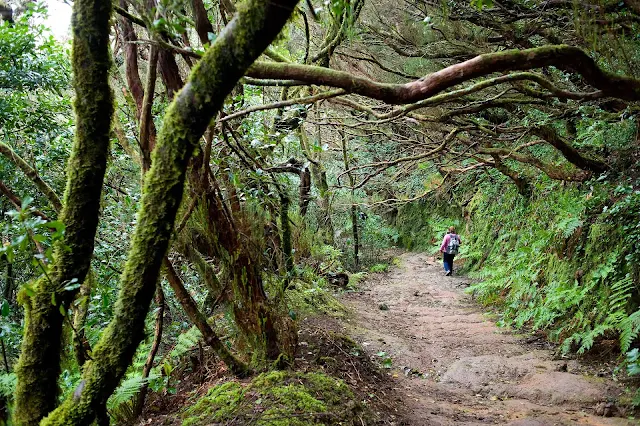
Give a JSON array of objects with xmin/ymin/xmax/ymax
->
[{"xmin": 341, "ymin": 253, "xmax": 634, "ymax": 425}]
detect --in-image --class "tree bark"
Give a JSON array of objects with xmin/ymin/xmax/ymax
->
[
  {"xmin": 72, "ymin": 274, "xmax": 94, "ymax": 367},
  {"xmin": 139, "ymin": 46, "xmax": 159, "ymax": 171},
  {"xmin": 191, "ymin": 0, "xmax": 215, "ymax": 46},
  {"xmin": 299, "ymin": 167, "xmax": 311, "ymax": 217},
  {"xmin": 280, "ymin": 194, "xmax": 294, "ymax": 290}
]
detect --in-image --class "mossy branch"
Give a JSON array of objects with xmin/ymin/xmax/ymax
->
[
  {"xmin": 0, "ymin": 142, "xmax": 63, "ymax": 212},
  {"xmin": 247, "ymin": 45, "xmax": 640, "ymax": 103},
  {"xmin": 40, "ymin": 1, "xmax": 299, "ymax": 424}
]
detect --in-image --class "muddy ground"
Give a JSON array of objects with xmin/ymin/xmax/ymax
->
[{"xmin": 336, "ymin": 252, "xmax": 636, "ymax": 426}]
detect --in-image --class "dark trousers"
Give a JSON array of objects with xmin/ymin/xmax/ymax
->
[{"xmin": 443, "ymin": 253, "xmax": 455, "ymax": 273}]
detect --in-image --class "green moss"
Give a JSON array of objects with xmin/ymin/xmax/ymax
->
[
  {"xmin": 283, "ymin": 274, "xmax": 345, "ymax": 317},
  {"xmin": 182, "ymin": 371, "xmax": 364, "ymax": 426},
  {"xmin": 183, "ymin": 382, "xmax": 245, "ymax": 426},
  {"xmin": 369, "ymin": 263, "xmax": 388, "ymax": 273},
  {"xmin": 396, "ymin": 200, "xmax": 462, "ymax": 251}
]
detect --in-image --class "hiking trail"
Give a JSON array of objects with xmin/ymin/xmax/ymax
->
[{"xmin": 339, "ymin": 252, "xmax": 633, "ymax": 425}]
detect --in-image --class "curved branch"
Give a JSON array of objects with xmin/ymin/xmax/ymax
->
[
  {"xmin": 478, "ymin": 148, "xmax": 589, "ymax": 181},
  {"xmin": 532, "ymin": 125, "xmax": 608, "ymax": 173},
  {"xmin": 247, "ymin": 45, "xmax": 640, "ymax": 103}
]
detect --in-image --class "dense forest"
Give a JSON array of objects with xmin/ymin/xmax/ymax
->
[{"xmin": 2, "ymin": 0, "xmax": 640, "ymax": 424}]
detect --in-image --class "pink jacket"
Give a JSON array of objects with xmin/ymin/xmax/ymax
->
[{"xmin": 440, "ymin": 233, "xmax": 461, "ymax": 253}]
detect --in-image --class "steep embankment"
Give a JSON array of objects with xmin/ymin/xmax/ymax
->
[{"xmin": 340, "ymin": 253, "xmax": 633, "ymax": 425}]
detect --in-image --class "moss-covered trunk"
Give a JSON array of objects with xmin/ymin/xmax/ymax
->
[
  {"xmin": 310, "ymin": 163, "xmax": 335, "ymax": 245},
  {"xmin": 38, "ymin": 1, "xmax": 299, "ymax": 424},
  {"xmin": 14, "ymin": 0, "xmax": 114, "ymax": 421}
]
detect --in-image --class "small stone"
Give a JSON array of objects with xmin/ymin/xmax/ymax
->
[{"xmin": 379, "ymin": 303, "xmax": 389, "ymax": 311}]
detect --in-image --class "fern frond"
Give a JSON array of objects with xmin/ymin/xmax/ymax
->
[
  {"xmin": 107, "ymin": 372, "xmax": 159, "ymax": 411},
  {"xmin": 169, "ymin": 326, "xmax": 202, "ymax": 359},
  {"xmin": 609, "ymin": 275, "xmax": 634, "ymax": 314},
  {"xmin": 620, "ymin": 309, "xmax": 640, "ymax": 352},
  {"xmin": 0, "ymin": 373, "xmax": 16, "ymax": 398}
]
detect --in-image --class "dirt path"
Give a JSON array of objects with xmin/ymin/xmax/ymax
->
[{"xmin": 340, "ymin": 253, "xmax": 633, "ymax": 425}]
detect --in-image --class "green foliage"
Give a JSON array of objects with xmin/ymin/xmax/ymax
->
[
  {"xmin": 284, "ymin": 267, "xmax": 344, "ymax": 317},
  {"xmin": 375, "ymin": 351, "xmax": 392, "ymax": 369},
  {"xmin": 470, "ymin": 0, "xmax": 493, "ymax": 9},
  {"xmin": 107, "ymin": 372, "xmax": 159, "ymax": 423},
  {"xmin": 463, "ymin": 175, "xmax": 640, "ymax": 355},
  {"xmin": 369, "ymin": 263, "xmax": 388, "ymax": 273},
  {"xmin": 395, "ymin": 200, "xmax": 462, "ymax": 252},
  {"xmin": 624, "ymin": 348, "xmax": 640, "ymax": 407},
  {"xmin": 0, "ymin": 373, "xmax": 16, "ymax": 399}
]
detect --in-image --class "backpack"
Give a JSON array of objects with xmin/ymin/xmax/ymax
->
[{"xmin": 446, "ymin": 234, "xmax": 460, "ymax": 255}]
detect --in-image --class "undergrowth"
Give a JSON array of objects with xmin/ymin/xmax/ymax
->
[{"xmin": 463, "ymin": 176, "xmax": 640, "ymax": 357}]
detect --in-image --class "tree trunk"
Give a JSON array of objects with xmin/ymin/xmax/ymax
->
[
  {"xmin": 280, "ymin": 194, "xmax": 294, "ymax": 290},
  {"xmin": 72, "ymin": 274, "xmax": 94, "ymax": 367},
  {"xmin": 201, "ymin": 181, "xmax": 290, "ymax": 363},
  {"xmin": 299, "ymin": 167, "xmax": 311, "ymax": 217},
  {"xmin": 14, "ymin": 0, "xmax": 114, "ymax": 420},
  {"xmin": 341, "ymin": 132, "xmax": 360, "ymax": 268},
  {"xmin": 133, "ymin": 283, "xmax": 164, "ymax": 416}
]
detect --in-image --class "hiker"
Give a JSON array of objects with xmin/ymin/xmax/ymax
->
[{"xmin": 439, "ymin": 226, "xmax": 461, "ymax": 276}]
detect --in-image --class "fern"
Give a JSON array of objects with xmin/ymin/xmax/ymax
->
[
  {"xmin": 555, "ymin": 216, "xmax": 583, "ymax": 239},
  {"xmin": 107, "ymin": 373, "xmax": 158, "ymax": 410},
  {"xmin": 620, "ymin": 309, "xmax": 640, "ymax": 352},
  {"xmin": 608, "ymin": 275, "xmax": 634, "ymax": 314},
  {"xmin": 169, "ymin": 326, "xmax": 202, "ymax": 360},
  {"xmin": 0, "ymin": 373, "xmax": 16, "ymax": 398}
]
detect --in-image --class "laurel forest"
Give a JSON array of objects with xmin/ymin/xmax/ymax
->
[{"xmin": 1, "ymin": 0, "xmax": 640, "ymax": 424}]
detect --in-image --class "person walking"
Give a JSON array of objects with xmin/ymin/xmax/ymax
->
[{"xmin": 439, "ymin": 226, "xmax": 461, "ymax": 276}]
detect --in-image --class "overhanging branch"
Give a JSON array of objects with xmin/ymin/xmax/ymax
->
[{"xmin": 247, "ymin": 45, "xmax": 640, "ymax": 103}]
